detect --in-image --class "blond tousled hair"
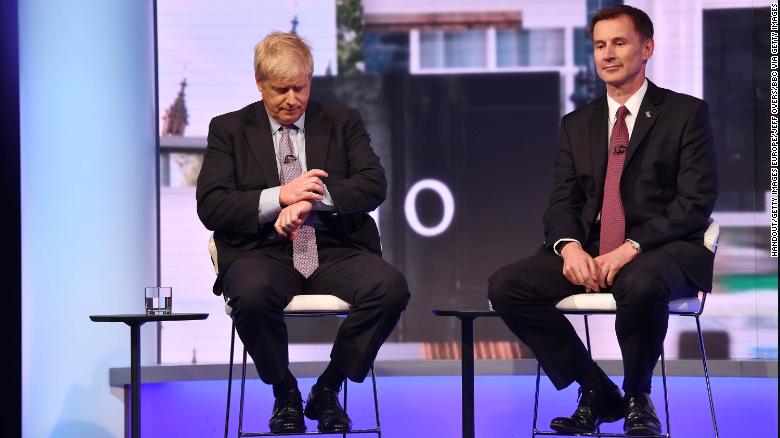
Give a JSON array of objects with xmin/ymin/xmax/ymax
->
[{"xmin": 253, "ymin": 32, "xmax": 314, "ymax": 81}]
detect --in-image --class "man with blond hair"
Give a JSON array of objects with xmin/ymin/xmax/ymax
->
[{"xmin": 197, "ymin": 32, "xmax": 409, "ymax": 433}]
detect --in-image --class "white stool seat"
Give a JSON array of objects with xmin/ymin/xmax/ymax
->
[
  {"xmin": 224, "ymin": 294, "xmax": 351, "ymax": 316},
  {"xmin": 668, "ymin": 296, "xmax": 704, "ymax": 313},
  {"xmin": 284, "ymin": 294, "xmax": 351, "ymax": 312},
  {"xmin": 555, "ymin": 293, "xmax": 617, "ymax": 311},
  {"xmin": 555, "ymin": 293, "xmax": 703, "ymax": 314}
]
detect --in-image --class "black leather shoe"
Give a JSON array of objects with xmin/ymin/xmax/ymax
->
[
  {"xmin": 304, "ymin": 384, "xmax": 353, "ymax": 432},
  {"xmin": 268, "ymin": 388, "xmax": 306, "ymax": 433},
  {"xmin": 624, "ymin": 392, "xmax": 662, "ymax": 436},
  {"xmin": 550, "ymin": 386, "xmax": 624, "ymax": 434}
]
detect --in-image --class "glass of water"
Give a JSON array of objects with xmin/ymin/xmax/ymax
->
[{"xmin": 145, "ymin": 287, "xmax": 172, "ymax": 315}]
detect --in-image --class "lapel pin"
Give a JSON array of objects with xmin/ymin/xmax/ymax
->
[{"xmin": 644, "ymin": 110, "xmax": 652, "ymax": 118}]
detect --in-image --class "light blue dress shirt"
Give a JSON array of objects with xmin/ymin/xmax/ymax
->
[{"xmin": 258, "ymin": 113, "xmax": 335, "ymax": 224}]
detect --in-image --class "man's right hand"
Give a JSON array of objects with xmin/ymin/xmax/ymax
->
[
  {"xmin": 275, "ymin": 200, "xmax": 314, "ymax": 240},
  {"xmin": 560, "ymin": 242, "xmax": 601, "ymax": 292},
  {"xmin": 279, "ymin": 169, "xmax": 329, "ymax": 206}
]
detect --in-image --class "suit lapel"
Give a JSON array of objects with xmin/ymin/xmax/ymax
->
[
  {"xmin": 589, "ymin": 97, "xmax": 609, "ymax": 196},
  {"xmin": 625, "ymin": 80, "xmax": 664, "ymax": 167},
  {"xmin": 244, "ymin": 102, "xmax": 281, "ymax": 187},
  {"xmin": 304, "ymin": 102, "xmax": 331, "ymax": 172}
]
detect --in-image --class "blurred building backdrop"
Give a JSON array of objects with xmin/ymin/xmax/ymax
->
[{"xmin": 155, "ymin": 0, "xmax": 777, "ymax": 365}]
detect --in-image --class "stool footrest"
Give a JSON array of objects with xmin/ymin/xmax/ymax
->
[
  {"xmin": 534, "ymin": 431, "xmax": 668, "ymax": 438},
  {"xmin": 241, "ymin": 428, "xmax": 381, "ymax": 436}
]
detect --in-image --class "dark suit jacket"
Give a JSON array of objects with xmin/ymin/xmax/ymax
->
[
  {"xmin": 196, "ymin": 100, "xmax": 386, "ymax": 294},
  {"xmin": 542, "ymin": 80, "xmax": 718, "ymax": 291}
]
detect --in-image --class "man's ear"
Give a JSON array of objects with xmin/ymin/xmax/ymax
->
[{"xmin": 642, "ymin": 38, "xmax": 655, "ymax": 63}]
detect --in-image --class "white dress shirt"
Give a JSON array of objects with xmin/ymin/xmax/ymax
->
[{"xmin": 553, "ymin": 79, "xmax": 648, "ymax": 255}]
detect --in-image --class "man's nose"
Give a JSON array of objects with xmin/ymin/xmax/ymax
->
[{"xmin": 603, "ymin": 45, "xmax": 616, "ymax": 60}]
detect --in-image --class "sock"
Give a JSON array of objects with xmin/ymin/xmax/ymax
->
[
  {"xmin": 272, "ymin": 369, "xmax": 298, "ymax": 397},
  {"xmin": 315, "ymin": 361, "xmax": 346, "ymax": 390},
  {"xmin": 624, "ymin": 382, "xmax": 652, "ymax": 395},
  {"xmin": 576, "ymin": 362, "xmax": 613, "ymax": 392}
]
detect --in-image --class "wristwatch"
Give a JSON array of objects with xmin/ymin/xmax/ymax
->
[{"xmin": 625, "ymin": 239, "xmax": 641, "ymax": 253}]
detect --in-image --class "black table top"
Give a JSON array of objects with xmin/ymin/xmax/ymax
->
[
  {"xmin": 432, "ymin": 308, "xmax": 498, "ymax": 318},
  {"xmin": 89, "ymin": 313, "xmax": 209, "ymax": 323}
]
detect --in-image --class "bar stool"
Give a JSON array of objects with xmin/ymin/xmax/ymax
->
[
  {"xmin": 223, "ymin": 295, "xmax": 381, "ymax": 437},
  {"xmin": 531, "ymin": 218, "xmax": 720, "ymax": 438},
  {"xmin": 209, "ymin": 235, "xmax": 381, "ymax": 437}
]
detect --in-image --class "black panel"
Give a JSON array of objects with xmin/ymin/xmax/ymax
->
[
  {"xmin": 704, "ymin": 8, "xmax": 770, "ymax": 211},
  {"xmin": 290, "ymin": 73, "xmax": 559, "ymax": 343},
  {"xmin": 397, "ymin": 73, "xmax": 560, "ymax": 341},
  {"xmin": 0, "ymin": 0, "xmax": 21, "ymax": 435}
]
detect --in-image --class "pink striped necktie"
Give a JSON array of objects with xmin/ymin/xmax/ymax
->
[
  {"xmin": 278, "ymin": 126, "xmax": 319, "ymax": 278},
  {"xmin": 599, "ymin": 105, "xmax": 630, "ymax": 255}
]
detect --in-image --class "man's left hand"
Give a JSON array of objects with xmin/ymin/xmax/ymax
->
[
  {"xmin": 274, "ymin": 201, "xmax": 314, "ymax": 240},
  {"xmin": 594, "ymin": 242, "xmax": 640, "ymax": 288}
]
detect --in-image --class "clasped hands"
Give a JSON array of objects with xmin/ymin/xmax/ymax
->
[
  {"xmin": 274, "ymin": 169, "xmax": 328, "ymax": 240},
  {"xmin": 560, "ymin": 241, "xmax": 639, "ymax": 292}
]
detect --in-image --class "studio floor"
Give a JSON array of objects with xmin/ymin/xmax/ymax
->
[{"xmin": 139, "ymin": 374, "xmax": 777, "ymax": 437}]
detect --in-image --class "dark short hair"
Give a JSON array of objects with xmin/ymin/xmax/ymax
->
[{"xmin": 588, "ymin": 5, "xmax": 654, "ymax": 41}]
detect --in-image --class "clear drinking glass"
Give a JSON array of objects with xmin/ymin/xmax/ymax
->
[{"xmin": 145, "ymin": 287, "xmax": 172, "ymax": 315}]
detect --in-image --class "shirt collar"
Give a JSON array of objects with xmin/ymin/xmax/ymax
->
[
  {"xmin": 607, "ymin": 79, "xmax": 648, "ymax": 122},
  {"xmin": 267, "ymin": 113, "xmax": 306, "ymax": 134}
]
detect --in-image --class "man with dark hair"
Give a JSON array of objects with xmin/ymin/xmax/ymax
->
[
  {"xmin": 589, "ymin": 4, "xmax": 654, "ymax": 41},
  {"xmin": 197, "ymin": 32, "xmax": 410, "ymax": 434},
  {"xmin": 488, "ymin": 5, "xmax": 717, "ymax": 436}
]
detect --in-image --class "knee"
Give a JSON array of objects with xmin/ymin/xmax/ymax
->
[
  {"xmin": 226, "ymin": 279, "xmax": 284, "ymax": 317},
  {"xmin": 613, "ymin": 269, "xmax": 669, "ymax": 310},
  {"xmin": 487, "ymin": 264, "xmax": 520, "ymax": 309},
  {"xmin": 376, "ymin": 269, "xmax": 410, "ymax": 313}
]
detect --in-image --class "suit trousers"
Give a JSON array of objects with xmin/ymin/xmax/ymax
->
[
  {"xmin": 221, "ymin": 236, "xmax": 410, "ymax": 385},
  {"xmin": 487, "ymin": 243, "xmax": 697, "ymax": 393}
]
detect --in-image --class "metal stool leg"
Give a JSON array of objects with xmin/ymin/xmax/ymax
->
[
  {"xmin": 342, "ymin": 378, "xmax": 348, "ymax": 438},
  {"xmin": 583, "ymin": 315, "xmax": 592, "ymax": 354},
  {"xmin": 661, "ymin": 347, "xmax": 671, "ymax": 437},
  {"xmin": 225, "ymin": 321, "xmax": 236, "ymax": 438},
  {"xmin": 370, "ymin": 366, "xmax": 381, "ymax": 437},
  {"xmin": 238, "ymin": 347, "xmax": 248, "ymax": 437},
  {"xmin": 695, "ymin": 316, "xmax": 719, "ymax": 437},
  {"xmin": 531, "ymin": 362, "xmax": 542, "ymax": 437}
]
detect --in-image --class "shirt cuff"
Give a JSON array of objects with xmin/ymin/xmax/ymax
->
[
  {"xmin": 553, "ymin": 238, "xmax": 581, "ymax": 256},
  {"xmin": 312, "ymin": 184, "xmax": 336, "ymax": 212},
  {"xmin": 625, "ymin": 239, "xmax": 641, "ymax": 253},
  {"xmin": 258, "ymin": 187, "xmax": 282, "ymax": 224}
]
